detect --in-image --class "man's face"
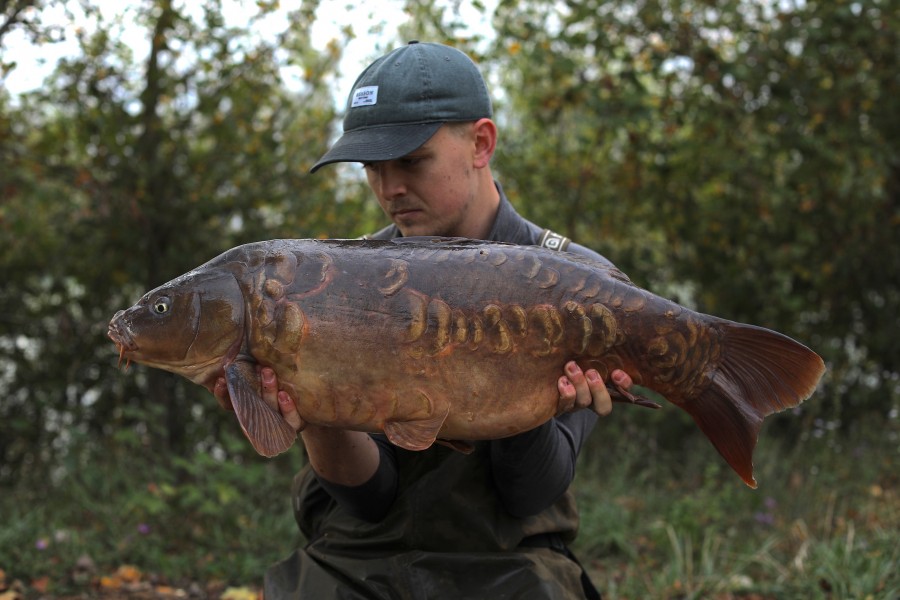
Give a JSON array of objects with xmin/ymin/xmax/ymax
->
[{"xmin": 363, "ymin": 125, "xmax": 480, "ymax": 238}]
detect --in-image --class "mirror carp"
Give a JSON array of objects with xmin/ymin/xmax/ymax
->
[{"xmin": 108, "ymin": 237, "xmax": 826, "ymax": 487}]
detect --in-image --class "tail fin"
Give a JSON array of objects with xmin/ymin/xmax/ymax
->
[{"xmin": 684, "ymin": 321, "xmax": 825, "ymax": 488}]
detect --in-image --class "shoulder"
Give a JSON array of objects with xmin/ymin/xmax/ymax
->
[
  {"xmin": 562, "ymin": 239, "xmax": 616, "ymax": 269},
  {"xmin": 362, "ymin": 224, "xmax": 399, "ymax": 240},
  {"xmin": 509, "ymin": 213, "xmax": 616, "ymax": 269},
  {"xmin": 493, "ymin": 184, "xmax": 615, "ymax": 268}
]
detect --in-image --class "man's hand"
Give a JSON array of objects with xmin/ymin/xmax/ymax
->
[
  {"xmin": 214, "ymin": 367, "xmax": 377, "ymax": 485},
  {"xmin": 262, "ymin": 370, "xmax": 380, "ymax": 486},
  {"xmin": 212, "ymin": 376, "xmax": 234, "ymax": 412},
  {"xmin": 212, "ymin": 366, "xmax": 306, "ymax": 431},
  {"xmin": 557, "ymin": 361, "xmax": 632, "ymax": 417}
]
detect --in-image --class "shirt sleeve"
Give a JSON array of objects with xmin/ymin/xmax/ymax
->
[
  {"xmin": 489, "ymin": 410, "xmax": 599, "ymax": 518},
  {"xmin": 313, "ymin": 434, "xmax": 399, "ymax": 523}
]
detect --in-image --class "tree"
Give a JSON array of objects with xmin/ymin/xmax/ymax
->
[
  {"xmin": 0, "ymin": 0, "xmax": 371, "ymax": 483},
  {"xmin": 488, "ymin": 0, "xmax": 899, "ymax": 432}
]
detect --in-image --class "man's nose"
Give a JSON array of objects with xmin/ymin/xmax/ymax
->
[{"xmin": 373, "ymin": 163, "xmax": 407, "ymax": 199}]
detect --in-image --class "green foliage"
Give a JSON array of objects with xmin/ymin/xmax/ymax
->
[
  {"xmin": 2, "ymin": 420, "xmax": 897, "ymax": 598},
  {"xmin": 487, "ymin": 0, "xmax": 899, "ymax": 430},
  {"xmin": 0, "ymin": 0, "xmax": 376, "ymax": 486},
  {"xmin": 0, "ymin": 429, "xmax": 302, "ymax": 593}
]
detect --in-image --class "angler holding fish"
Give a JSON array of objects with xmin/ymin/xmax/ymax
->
[{"xmin": 108, "ymin": 42, "xmax": 824, "ymax": 600}]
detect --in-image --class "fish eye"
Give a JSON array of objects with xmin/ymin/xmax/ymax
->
[{"xmin": 153, "ymin": 297, "xmax": 171, "ymax": 314}]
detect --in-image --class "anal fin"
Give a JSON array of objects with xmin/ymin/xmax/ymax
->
[
  {"xmin": 436, "ymin": 439, "xmax": 475, "ymax": 454},
  {"xmin": 383, "ymin": 397, "xmax": 450, "ymax": 452}
]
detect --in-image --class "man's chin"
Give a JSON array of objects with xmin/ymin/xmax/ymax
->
[{"xmin": 396, "ymin": 222, "xmax": 445, "ymax": 238}]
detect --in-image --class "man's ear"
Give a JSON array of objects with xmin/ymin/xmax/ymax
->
[{"xmin": 472, "ymin": 118, "xmax": 497, "ymax": 169}]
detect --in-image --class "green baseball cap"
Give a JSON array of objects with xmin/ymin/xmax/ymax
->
[{"xmin": 310, "ymin": 41, "xmax": 493, "ymax": 173}]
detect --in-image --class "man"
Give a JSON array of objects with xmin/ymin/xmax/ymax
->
[{"xmin": 224, "ymin": 41, "xmax": 633, "ymax": 599}]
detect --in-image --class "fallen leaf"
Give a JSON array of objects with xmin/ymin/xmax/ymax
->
[
  {"xmin": 30, "ymin": 577, "xmax": 49, "ymax": 594},
  {"xmin": 156, "ymin": 585, "xmax": 189, "ymax": 598},
  {"xmin": 0, "ymin": 573, "xmax": 24, "ymax": 600},
  {"xmin": 221, "ymin": 586, "xmax": 259, "ymax": 600},
  {"xmin": 99, "ymin": 575, "xmax": 122, "ymax": 590},
  {"xmin": 116, "ymin": 564, "xmax": 142, "ymax": 583}
]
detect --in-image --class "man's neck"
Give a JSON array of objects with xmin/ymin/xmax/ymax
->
[{"xmin": 461, "ymin": 175, "xmax": 501, "ymax": 240}]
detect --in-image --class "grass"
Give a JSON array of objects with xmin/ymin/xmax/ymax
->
[
  {"xmin": 572, "ymin": 411, "xmax": 900, "ymax": 599},
  {"xmin": 0, "ymin": 431, "xmax": 304, "ymax": 597},
  {"xmin": 1, "ymin": 414, "xmax": 897, "ymax": 598}
]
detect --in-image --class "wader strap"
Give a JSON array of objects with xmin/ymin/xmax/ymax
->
[{"xmin": 538, "ymin": 228, "xmax": 571, "ymax": 252}]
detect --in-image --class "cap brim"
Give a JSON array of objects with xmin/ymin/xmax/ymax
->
[{"xmin": 310, "ymin": 122, "xmax": 443, "ymax": 173}]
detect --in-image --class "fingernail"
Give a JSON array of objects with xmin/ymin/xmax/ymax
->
[
  {"xmin": 566, "ymin": 362, "xmax": 579, "ymax": 375},
  {"xmin": 587, "ymin": 370, "xmax": 600, "ymax": 383}
]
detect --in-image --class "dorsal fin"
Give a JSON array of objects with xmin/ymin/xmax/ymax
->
[{"xmin": 389, "ymin": 236, "xmax": 509, "ymax": 247}]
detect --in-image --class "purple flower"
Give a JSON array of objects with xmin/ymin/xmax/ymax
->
[
  {"xmin": 35, "ymin": 538, "xmax": 49, "ymax": 550},
  {"xmin": 753, "ymin": 511, "xmax": 775, "ymax": 526},
  {"xmin": 137, "ymin": 523, "xmax": 151, "ymax": 535}
]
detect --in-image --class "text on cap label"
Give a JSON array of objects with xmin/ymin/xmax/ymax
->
[{"xmin": 351, "ymin": 86, "xmax": 379, "ymax": 108}]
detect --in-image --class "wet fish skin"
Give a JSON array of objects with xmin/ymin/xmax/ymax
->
[{"xmin": 108, "ymin": 237, "xmax": 826, "ymax": 487}]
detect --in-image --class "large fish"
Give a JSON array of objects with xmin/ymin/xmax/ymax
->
[{"xmin": 108, "ymin": 237, "xmax": 825, "ymax": 487}]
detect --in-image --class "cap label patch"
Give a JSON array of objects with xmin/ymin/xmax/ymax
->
[{"xmin": 351, "ymin": 85, "xmax": 378, "ymax": 108}]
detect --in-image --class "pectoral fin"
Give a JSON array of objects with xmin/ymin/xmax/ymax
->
[{"xmin": 225, "ymin": 360, "xmax": 297, "ymax": 457}]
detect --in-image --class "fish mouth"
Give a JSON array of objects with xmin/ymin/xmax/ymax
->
[{"xmin": 108, "ymin": 310, "xmax": 138, "ymax": 367}]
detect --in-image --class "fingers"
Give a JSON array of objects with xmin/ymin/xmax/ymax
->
[
  {"xmin": 557, "ymin": 361, "xmax": 616, "ymax": 417},
  {"xmin": 561, "ymin": 361, "xmax": 592, "ymax": 411},
  {"xmin": 610, "ymin": 369, "xmax": 633, "ymax": 390},
  {"xmin": 557, "ymin": 376, "xmax": 575, "ymax": 414},
  {"xmin": 587, "ymin": 368, "xmax": 613, "ymax": 417},
  {"xmin": 261, "ymin": 367, "xmax": 305, "ymax": 432},
  {"xmin": 260, "ymin": 367, "xmax": 279, "ymax": 407},
  {"xmin": 213, "ymin": 377, "xmax": 233, "ymax": 411},
  {"xmin": 215, "ymin": 367, "xmax": 304, "ymax": 433},
  {"xmin": 279, "ymin": 391, "xmax": 305, "ymax": 432}
]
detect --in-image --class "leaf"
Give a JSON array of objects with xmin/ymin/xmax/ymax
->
[
  {"xmin": 115, "ymin": 564, "xmax": 142, "ymax": 583},
  {"xmin": 29, "ymin": 577, "xmax": 49, "ymax": 594},
  {"xmin": 98, "ymin": 576, "xmax": 122, "ymax": 590},
  {"xmin": 221, "ymin": 586, "xmax": 260, "ymax": 600}
]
